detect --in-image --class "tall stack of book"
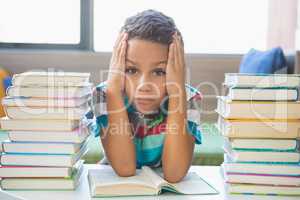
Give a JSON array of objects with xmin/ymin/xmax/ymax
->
[
  {"xmin": 0, "ymin": 71, "xmax": 92, "ymax": 190},
  {"xmin": 217, "ymin": 73, "xmax": 300, "ymax": 196}
]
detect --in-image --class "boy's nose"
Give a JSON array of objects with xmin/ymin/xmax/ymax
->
[{"xmin": 137, "ymin": 76, "xmax": 152, "ymax": 92}]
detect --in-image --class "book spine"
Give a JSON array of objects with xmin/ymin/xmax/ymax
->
[
  {"xmin": 5, "ymin": 86, "xmax": 13, "ymax": 96},
  {"xmin": 11, "ymin": 74, "xmax": 16, "ymax": 87},
  {"xmin": 226, "ymin": 172, "xmax": 300, "ymax": 178},
  {"xmin": 232, "ymin": 87, "xmax": 299, "ymax": 90},
  {"xmin": 232, "ymin": 148, "xmax": 297, "ymax": 153},
  {"xmin": 234, "ymin": 161, "xmax": 299, "ymax": 165}
]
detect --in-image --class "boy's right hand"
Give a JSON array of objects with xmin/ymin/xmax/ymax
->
[{"xmin": 107, "ymin": 32, "xmax": 128, "ymax": 94}]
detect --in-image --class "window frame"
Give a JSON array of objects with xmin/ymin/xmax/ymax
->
[{"xmin": 0, "ymin": 0, "xmax": 93, "ymax": 50}]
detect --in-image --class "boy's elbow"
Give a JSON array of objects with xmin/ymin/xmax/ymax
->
[
  {"xmin": 163, "ymin": 165, "xmax": 189, "ymax": 183},
  {"xmin": 164, "ymin": 173, "xmax": 184, "ymax": 183},
  {"xmin": 113, "ymin": 163, "xmax": 136, "ymax": 177}
]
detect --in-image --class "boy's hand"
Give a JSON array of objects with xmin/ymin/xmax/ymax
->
[
  {"xmin": 166, "ymin": 33, "xmax": 186, "ymax": 96},
  {"xmin": 107, "ymin": 32, "xmax": 128, "ymax": 94}
]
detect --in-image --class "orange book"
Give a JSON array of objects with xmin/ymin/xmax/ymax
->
[{"xmin": 0, "ymin": 68, "xmax": 10, "ymax": 117}]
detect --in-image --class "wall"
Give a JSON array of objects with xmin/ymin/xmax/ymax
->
[{"xmin": 0, "ymin": 50, "xmax": 242, "ymax": 122}]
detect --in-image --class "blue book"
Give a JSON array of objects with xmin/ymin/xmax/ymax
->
[
  {"xmin": 224, "ymin": 142, "xmax": 300, "ymax": 164},
  {"xmin": 2, "ymin": 137, "xmax": 89, "ymax": 155},
  {"xmin": 0, "ymin": 144, "xmax": 88, "ymax": 167}
]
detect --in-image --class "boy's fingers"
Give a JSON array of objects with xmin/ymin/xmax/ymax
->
[
  {"xmin": 114, "ymin": 33, "xmax": 127, "ymax": 67},
  {"xmin": 173, "ymin": 36, "xmax": 181, "ymax": 69},
  {"xmin": 118, "ymin": 41, "xmax": 127, "ymax": 67},
  {"xmin": 168, "ymin": 43, "xmax": 175, "ymax": 68},
  {"xmin": 177, "ymin": 36, "xmax": 185, "ymax": 60},
  {"xmin": 176, "ymin": 36, "xmax": 186, "ymax": 77},
  {"xmin": 113, "ymin": 32, "xmax": 125, "ymax": 50},
  {"xmin": 111, "ymin": 32, "xmax": 126, "ymax": 63},
  {"xmin": 174, "ymin": 35, "xmax": 184, "ymax": 66}
]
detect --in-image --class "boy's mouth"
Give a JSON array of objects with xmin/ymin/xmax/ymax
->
[{"xmin": 135, "ymin": 98, "xmax": 154, "ymax": 105}]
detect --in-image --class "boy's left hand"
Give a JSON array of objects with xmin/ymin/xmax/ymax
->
[{"xmin": 166, "ymin": 33, "xmax": 186, "ymax": 96}]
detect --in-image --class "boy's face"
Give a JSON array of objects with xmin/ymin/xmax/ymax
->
[{"xmin": 125, "ymin": 39, "xmax": 168, "ymax": 114}]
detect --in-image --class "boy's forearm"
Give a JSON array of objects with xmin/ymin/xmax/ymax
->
[
  {"xmin": 102, "ymin": 88, "xmax": 136, "ymax": 176},
  {"xmin": 162, "ymin": 92, "xmax": 195, "ymax": 183}
]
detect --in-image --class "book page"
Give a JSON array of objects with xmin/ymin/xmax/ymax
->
[
  {"xmin": 169, "ymin": 172, "xmax": 219, "ymax": 194},
  {"xmin": 147, "ymin": 167, "xmax": 218, "ymax": 195},
  {"xmin": 141, "ymin": 166, "xmax": 167, "ymax": 189},
  {"xmin": 88, "ymin": 168, "xmax": 155, "ymax": 189}
]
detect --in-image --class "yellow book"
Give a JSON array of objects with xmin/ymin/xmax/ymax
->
[
  {"xmin": 216, "ymin": 96, "xmax": 300, "ymax": 119},
  {"xmin": 217, "ymin": 116, "xmax": 300, "ymax": 139}
]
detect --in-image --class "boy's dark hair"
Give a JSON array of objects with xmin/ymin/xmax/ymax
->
[{"xmin": 121, "ymin": 9, "xmax": 183, "ymax": 45}]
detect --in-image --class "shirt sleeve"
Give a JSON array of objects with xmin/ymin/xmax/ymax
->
[
  {"xmin": 85, "ymin": 82, "xmax": 109, "ymax": 137},
  {"xmin": 185, "ymin": 84, "xmax": 202, "ymax": 144}
]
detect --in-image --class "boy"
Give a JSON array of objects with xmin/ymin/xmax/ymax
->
[{"xmin": 88, "ymin": 9, "xmax": 202, "ymax": 183}]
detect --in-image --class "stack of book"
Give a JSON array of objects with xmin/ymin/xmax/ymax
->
[
  {"xmin": 217, "ymin": 73, "xmax": 300, "ymax": 196},
  {"xmin": 0, "ymin": 71, "xmax": 92, "ymax": 190}
]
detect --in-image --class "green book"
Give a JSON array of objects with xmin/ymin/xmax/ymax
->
[
  {"xmin": 1, "ymin": 160, "xmax": 83, "ymax": 190},
  {"xmin": 88, "ymin": 166, "xmax": 218, "ymax": 197}
]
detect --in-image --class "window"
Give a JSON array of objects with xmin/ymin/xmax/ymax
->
[
  {"xmin": 0, "ymin": 0, "xmax": 269, "ymax": 53},
  {"xmin": 0, "ymin": 0, "xmax": 80, "ymax": 44},
  {"xmin": 94, "ymin": 0, "xmax": 269, "ymax": 54},
  {"xmin": 0, "ymin": 0, "xmax": 84, "ymax": 49}
]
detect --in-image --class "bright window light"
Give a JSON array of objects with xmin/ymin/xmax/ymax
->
[
  {"xmin": 0, "ymin": 0, "xmax": 80, "ymax": 44},
  {"xmin": 94, "ymin": 0, "xmax": 268, "ymax": 53}
]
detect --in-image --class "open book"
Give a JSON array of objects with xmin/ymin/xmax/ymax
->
[{"xmin": 88, "ymin": 166, "xmax": 218, "ymax": 197}]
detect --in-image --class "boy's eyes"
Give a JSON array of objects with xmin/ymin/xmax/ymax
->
[
  {"xmin": 153, "ymin": 69, "xmax": 166, "ymax": 76},
  {"xmin": 125, "ymin": 66, "xmax": 166, "ymax": 76},
  {"xmin": 125, "ymin": 67, "xmax": 138, "ymax": 74}
]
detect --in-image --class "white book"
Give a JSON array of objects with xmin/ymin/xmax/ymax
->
[
  {"xmin": 8, "ymin": 127, "xmax": 89, "ymax": 143},
  {"xmin": 224, "ymin": 172, "xmax": 300, "ymax": 186},
  {"xmin": 1, "ymin": 162, "xmax": 84, "ymax": 190},
  {"xmin": 224, "ymin": 73, "xmax": 300, "ymax": 88},
  {"xmin": 12, "ymin": 71, "xmax": 91, "ymax": 87},
  {"xmin": 7, "ymin": 85, "xmax": 92, "ymax": 98},
  {"xmin": 2, "ymin": 137, "xmax": 89, "ymax": 154},
  {"xmin": 0, "ymin": 145, "xmax": 88, "ymax": 167},
  {"xmin": 226, "ymin": 183, "xmax": 300, "ymax": 196},
  {"xmin": 4, "ymin": 106, "xmax": 90, "ymax": 120},
  {"xmin": 0, "ymin": 117, "xmax": 80, "ymax": 131},
  {"xmin": 2, "ymin": 96, "xmax": 91, "ymax": 108},
  {"xmin": 216, "ymin": 96, "xmax": 300, "ymax": 119},
  {"xmin": 0, "ymin": 160, "xmax": 84, "ymax": 178},
  {"xmin": 0, "ymin": 191, "xmax": 24, "ymax": 200},
  {"xmin": 224, "ymin": 137, "xmax": 299, "ymax": 151},
  {"xmin": 88, "ymin": 166, "xmax": 218, "ymax": 197},
  {"xmin": 228, "ymin": 87, "xmax": 298, "ymax": 101},
  {"xmin": 224, "ymin": 146, "xmax": 300, "ymax": 163},
  {"xmin": 217, "ymin": 116, "xmax": 300, "ymax": 139},
  {"xmin": 222, "ymin": 162, "xmax": 300, "ymax": 176}
]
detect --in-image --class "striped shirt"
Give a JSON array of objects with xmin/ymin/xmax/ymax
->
[{"xmin": 86, "ymin": 81, "xmax": 202, "ymax": 168}]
